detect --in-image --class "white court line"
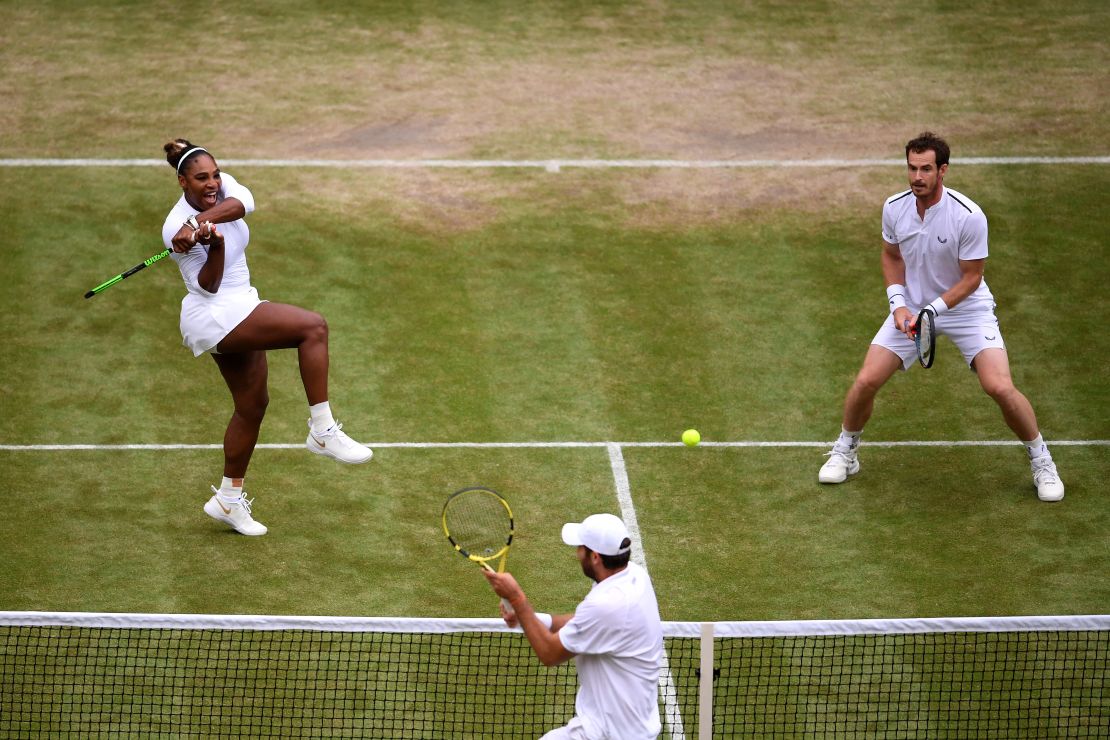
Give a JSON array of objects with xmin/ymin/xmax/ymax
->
[
  {"xmin": 1, "ymin": 440, "xmax": 1106, "ymax": 451},
  {"xmin": 606, "ymin": 443, "xmax": 646, "ymax": 567},
  {"xmin": 1, "ymin": 156, "xmax": 1107, "ymax": 170},
  {"xmin": 606, "ymin": 443, "xmax": 687, "ymax": 740}
]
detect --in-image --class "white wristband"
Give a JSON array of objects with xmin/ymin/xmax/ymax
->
[
  {"xmin": 886, "ymin": 284, "xmax": 907, "ymax": 312},
  {"xmin": 926, "ymin": 297, "xmax": 949, "ymax": 315},
  {"xmin": 535, "ymin": 612, "xmax": 553, "ymax": 629}
]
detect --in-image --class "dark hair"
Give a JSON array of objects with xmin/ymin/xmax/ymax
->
[
  {"xmin": 163, "ymin": 138, "xmax": 209, "ymax": 173},
  {"xmin": 586, "ymin": 538, "xmax": 633, "ymax": 570},
  {"xmin": 905, "ymin": 131, "xmax": 950, "ymax": 167}
]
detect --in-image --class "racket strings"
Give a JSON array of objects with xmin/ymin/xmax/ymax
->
[
  {"xmin": 916, "ymin": 310, "xmax": 936, "ymax": 367},
  {"xmin": 444, "ymin": 492, "xmax": 512, "ymax": 558}
]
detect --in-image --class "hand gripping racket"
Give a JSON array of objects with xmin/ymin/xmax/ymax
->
[
  {"xmin": 84, "ymin": 248, "xmax": 171, "ymax": 299},
  {"xmin": 912, "ymin": 307, "xmax": 936, "ymax": 368},
  {"xmin": 442, "ymin": 486, "xmax": 516, "ymax": 616}
]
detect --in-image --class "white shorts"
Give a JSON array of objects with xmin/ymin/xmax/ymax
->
[
  {"xmin": 179, "ymin": 287, "xmax": 265, "ymax": 357},
  {"xmin": 871, "ymin": 309, "xmax": 1006, "ymax": 370}
]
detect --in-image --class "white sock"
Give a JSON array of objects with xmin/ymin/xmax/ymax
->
[
  {"xmin": 1023, "ymin": 434, "xmax": 1050, "ymax": 460},
  {"xmin": 218, "ymin": 476, "xmax": 244, "ymax": 504},
  {"xmin": 837, "ymin": 428, "xmax": 862, "ymax": 450},
  {"xmin": 309, "ymin": 401, "xmax": 336, "ymax": 433}
]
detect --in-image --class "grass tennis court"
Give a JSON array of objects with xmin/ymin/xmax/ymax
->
[
  {"xmin": 2, "ymin": 164, "xmax": 1107, "ymax": 620},
  {"xmin": 0, "ymin": 1, "xmax": 1108, "ymax": 735}
]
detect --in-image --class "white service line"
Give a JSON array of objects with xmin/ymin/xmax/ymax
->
[{"xmin": 606, "ymin": 443, "xmax": 645, "ymax": 567}]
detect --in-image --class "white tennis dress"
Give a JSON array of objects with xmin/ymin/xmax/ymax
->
[{"xmin": 161, "ymin": 173, "xmax": 264, "ymax": 356}]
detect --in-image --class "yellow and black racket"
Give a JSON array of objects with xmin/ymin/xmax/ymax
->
[{"xmin": 442, "ymin": 486, "xmax": 515, "ymax": 615}]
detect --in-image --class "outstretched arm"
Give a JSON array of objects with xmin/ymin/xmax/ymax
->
[{"xmin": 483, "ymin": 570, "xmax": 576, "ymax": 667}]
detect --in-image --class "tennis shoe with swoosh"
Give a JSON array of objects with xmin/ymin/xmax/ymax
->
[
  {"xmin": 204, "ymin": 487, "xmax": 268, "ymax": 536},
  {"xmin": 1031, "ymin": 457, "xmax": 1064, "ymax": 502},
  {"xmin": 818, "ymin": 445, "xmax": 860, "ymax": 484},
  {"xmin": 306, "ymin": 420, "xmax": 373, "ymax": 464}
]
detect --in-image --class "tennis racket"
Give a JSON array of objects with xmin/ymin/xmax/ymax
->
[
  {"xmin": 912, "ymin": 307, "xmax": 936, "ymax": 368},
  {"xmin": 84, "ymin": 248, "xmax": 171, "ymax": 299},
  {"xmin": 442, "ymin": 486, "xmax": 516, "ymax": 616}
]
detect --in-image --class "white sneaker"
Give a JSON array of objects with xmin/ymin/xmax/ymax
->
[
  {"xmin": 204, "ymin": 487, "xmax": 268, "ymax": 535},
  {"xmin": 1031, "ymin": 457, "xmax": 1065, "ymax": 502},
  {"xmin": 306, "ymin": 420, "xmax": 373, "ymax": 464},
  {"xmin": 819, "ymin": 447, "xmax": 860, "ymax": 484}
]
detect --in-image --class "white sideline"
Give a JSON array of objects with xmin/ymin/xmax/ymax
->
[{"xmin": 1, "ymin": 156, "xmax": 1108, "ymax": 169}]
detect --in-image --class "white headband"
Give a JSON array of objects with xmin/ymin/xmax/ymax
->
[{"xmin": 175, "ymin": 147, "xmax": 209, "ymax": 174}]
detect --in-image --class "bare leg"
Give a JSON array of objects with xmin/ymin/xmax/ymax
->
[
  {"xmin": 841, "ymin": 344, "xmax": 904, "ymax": 431},
  {"xmin": 819, "ymin": 344, "xmax": 904, "ymax": 483},
  {"xmin": 212, "ymin": 350, "xmax": 270, "ymax": 478},
  {"xmin": 217, "ymin": 302, "xmax": 329, "ymax": 405},
  {"xmin": 972, "ymin": 348, "xmax": 1040, "ymax": 440}
]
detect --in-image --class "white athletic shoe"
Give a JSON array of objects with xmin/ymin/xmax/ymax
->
[
  {"xmin": 204, "ymin": 487, "xmax": 268, "ymax": 536},
  {"xmin": 818, "ymin": 446, "xmax": 860, "ymax": 484},
  {"xmin": 1031, "ymin": 457, "xmax": 1065, "ymax": 502},
  {"xmin": 305, "ymin": 420, "xmax": 373, "ymax": 464}
]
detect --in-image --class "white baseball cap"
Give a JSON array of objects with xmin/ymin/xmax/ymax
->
[{"xmin": 561, "ymin": 513, "xmax": 631, "ymax": 556}]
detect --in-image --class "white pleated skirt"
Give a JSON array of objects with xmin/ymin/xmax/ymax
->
[{"xmin": 179, "ymin": 286, "xmax": 265, "ymax": 356}]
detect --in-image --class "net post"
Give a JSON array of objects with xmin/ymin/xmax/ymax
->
[{"xmin": 698, "ymin": 621, "xmax": 714, "ymax": 740}]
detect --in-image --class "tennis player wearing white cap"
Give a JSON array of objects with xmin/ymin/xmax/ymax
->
[{"xmin": 483, "ymin": 513, "xmax": 664, "ymax": 739}]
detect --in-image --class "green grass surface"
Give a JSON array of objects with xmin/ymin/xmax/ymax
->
[
  {"xmin": 1, "ymin": 163, "xmax": 1106, "ymax": 621},
  {"xmin": 2, "ymin": 1, "xmax": 1107, "ymax": 158},
  {"xmin": 1, "ymin": 3, "xmax": 1108, "ymax": 736}
]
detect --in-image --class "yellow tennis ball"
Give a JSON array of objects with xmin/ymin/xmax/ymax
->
[{"xmin": 682, "ymin": 429, "xmax": 700, "ymax": 447}]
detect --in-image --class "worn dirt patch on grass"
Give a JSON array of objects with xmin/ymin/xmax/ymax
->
[{"xmin": 247, "ymin": 166, "xmax": 893, "ymax": 236}]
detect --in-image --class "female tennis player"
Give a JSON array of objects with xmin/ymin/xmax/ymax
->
[{"xmin": 162, "ymin": 138, "xmax": 372, "ymax": 536}]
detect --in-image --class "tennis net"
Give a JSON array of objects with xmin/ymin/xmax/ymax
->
[{"xmin": 1, "ymin": 612, "xmax": 1106, "ymax": 738}]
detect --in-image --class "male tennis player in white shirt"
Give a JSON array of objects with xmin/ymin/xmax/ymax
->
[
  {"xmin": 483, "ymin": 513, "xmax": 664, "ymax": 739},
  {"xmin": 818, "ymin": 132, "xmax": 1065, "ymax": 502}
]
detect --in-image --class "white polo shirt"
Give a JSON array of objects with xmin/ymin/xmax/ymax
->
[
  {"xmin": 557, "ymin": 562, "xmax": 663, "ymax": 740},
  {"xmin": 881, "ymin": 186, "xmax": 995, "ymax": 314}
]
